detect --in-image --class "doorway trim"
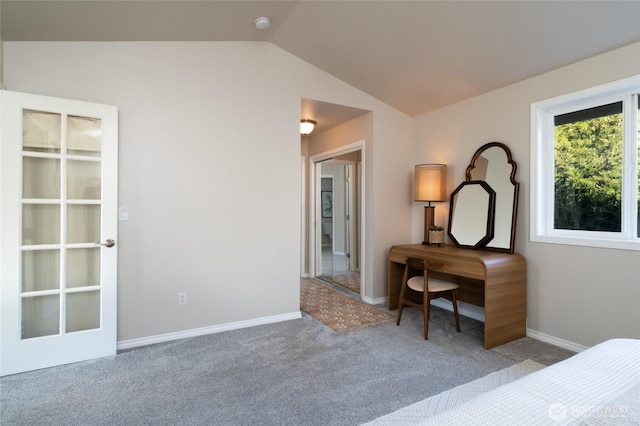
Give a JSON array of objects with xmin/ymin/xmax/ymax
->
[{"xmin": 309, "ymin": 140, "xmax": 365, "ymax": 298}]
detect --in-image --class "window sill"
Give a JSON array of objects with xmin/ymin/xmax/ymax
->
[{"xmin": 530, "ymin": 234, "xmax": 640, "ymax": 251}]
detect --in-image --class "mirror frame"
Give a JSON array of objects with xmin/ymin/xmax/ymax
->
[
  {"xmin": 466, "ymin": 142, "xmax": 519, "ymax": 253},
  {"xmin": 447, "ymin": 180, "xmax": 496, "ymax": 249}
]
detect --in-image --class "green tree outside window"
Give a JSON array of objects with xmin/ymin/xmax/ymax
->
[{"xmin": 554, "ymin": 111, "xmax": 623, "ymax": 232}]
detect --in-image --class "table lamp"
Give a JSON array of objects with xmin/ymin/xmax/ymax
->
[{"xmin": 414, "ymin": 164, "xmax": 447, "ymax": 244}]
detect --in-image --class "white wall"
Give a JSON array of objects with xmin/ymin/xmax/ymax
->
[
  {"xmin": 413, "ymin": 42, "xmax": 640, "ymax": 349},
  {"xmin": 4, "ymin": 42, "xmax": 412, "ymax": 342}
]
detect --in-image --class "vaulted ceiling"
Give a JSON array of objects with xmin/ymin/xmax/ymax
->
[{"xmin": 3, "ymin": 1, "xmax": 639, "ymax": 124}]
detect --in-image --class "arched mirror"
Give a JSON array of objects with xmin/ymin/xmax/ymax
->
[
  {"xmin": 448, "ymin": 181, "xmax": 496, "ymax": 249},
  {"xmin": 466, "ymin": 142, "xmax": 519, "ymax": 253}
]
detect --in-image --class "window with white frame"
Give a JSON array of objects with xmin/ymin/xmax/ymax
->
[{"xmin": 530, "ymin": 75, "xmax": 640, "ymax": 251}]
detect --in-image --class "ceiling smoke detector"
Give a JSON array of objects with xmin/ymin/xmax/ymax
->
[{"xmin": 254, "ymin": 17, "xmax": 270, "ymax": 30}]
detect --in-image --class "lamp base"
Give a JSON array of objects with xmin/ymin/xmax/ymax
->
[{"xmin": 422, "ymin": 205, "xmax": 435, "ymax": 245}]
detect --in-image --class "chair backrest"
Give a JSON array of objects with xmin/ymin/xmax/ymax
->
[
  {"xmin": 403, "ymin": 257, "xmax": 444, "ymax": 283},
  {"xmin": 403, "ymin": 258, "xmax": 429, "ymax": 288},
  {"xmin": 406, "ymin": 257, "xmax": 426, "ymax": 271},
  {"xmin": 405, "ymin": 257, "xmax": 443, "ymax": 271}
]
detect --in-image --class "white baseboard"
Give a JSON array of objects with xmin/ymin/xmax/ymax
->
[
  {"xmin": 526, "ymin": 328, "xmax": 587, "ymax": 353},
  {"xmin": 362, "ymin": 295, "xmax": 388, "ymax": 306},
  {"xmin": 432, "ymin": 300, "xmax": 587, "ymax": 352},
  {"xmin": 116, "ymin": 307, "xmax": 588, "ymax": 354},
  {"xmin": 403, "ymin": 300, "xmax": 588, "ymax": 352},
  {"xmin": 431, "ymin": 299, "xmax": 485, "ymax": 322},
  {"xmin": 117, "ymin": 311, "xmax": 302, "ymax": 351}
]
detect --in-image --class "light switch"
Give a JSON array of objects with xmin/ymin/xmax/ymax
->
[{"xmin": 118, "ymin": 207, "xmax": 129, "ymax": 221}]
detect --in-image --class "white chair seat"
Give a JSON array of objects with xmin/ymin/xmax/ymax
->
[{"xmin": 407, "ymin": 276, "xmax": 459, "ymax": 293}]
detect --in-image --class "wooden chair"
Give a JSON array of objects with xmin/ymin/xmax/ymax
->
[{"xmin": 396, "ymin": 257, "xmax": 461, "ymax": 339}]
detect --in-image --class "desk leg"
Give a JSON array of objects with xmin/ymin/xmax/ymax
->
[
  {"xmin": 483, "ymin": 272, "xmax": 527, "ymax": 349},
  {"xmin": 388, "ymin": 261, "xmax": 404, "ymax": 310}
]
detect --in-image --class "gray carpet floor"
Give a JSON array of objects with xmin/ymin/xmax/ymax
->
[{"xmin": 0, "ymin": 304, "xmax": 575, "ymax": 425}]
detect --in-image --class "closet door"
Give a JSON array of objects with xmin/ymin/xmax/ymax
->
[{"xmin": 0, "ymin": 91, "xmax": 118, "ymax": 376}]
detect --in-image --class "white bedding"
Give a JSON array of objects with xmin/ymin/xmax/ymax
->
[
  {"xmin": 420, "ymin": 338, "xmax": 639, "ymax": 425},
  {"xmin": 364, "ymin": 359, "xmax": 545, "ymax": 425}
]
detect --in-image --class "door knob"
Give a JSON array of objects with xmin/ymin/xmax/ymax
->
[{"xmin": 95, "ymin": 239, "xmax": 116, "ymax": 248}]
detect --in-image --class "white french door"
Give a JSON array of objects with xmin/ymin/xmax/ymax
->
[{"xmin": 0, "ymin": 91, "xmax": 118, "ymax": 376}]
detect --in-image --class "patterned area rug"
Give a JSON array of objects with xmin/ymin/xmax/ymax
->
[
  {"xmin": 300, "ymin": 278, "xmax": 395, "ymax": 332},
  {"xmin": 326, "ymin": 273, "xmax": 360, "ymax": 294}
]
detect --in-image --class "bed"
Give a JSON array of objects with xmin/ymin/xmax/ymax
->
[{"xmin": 365, "ymin": 338, "xmax": 639, "ymax": 425}]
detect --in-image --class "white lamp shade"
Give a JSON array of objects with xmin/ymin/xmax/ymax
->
[
  {"xmin": 300, "ymin": 119, "xmax": 316, "ymax": 135},
  {"xmin": 414, "ymin": 164, "xmax": 447, "ymax": 202}
]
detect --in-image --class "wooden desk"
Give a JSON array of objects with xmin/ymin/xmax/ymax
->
[{"xmin": 388, "ymin": 244, "xmax": 526, "ymax": 349}]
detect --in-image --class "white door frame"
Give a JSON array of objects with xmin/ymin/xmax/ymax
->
[
  {"xmin": 308, "ymin": 140, "xmax": 365, "ymax": 297},
  {"xmin": 345, "ymin": 161, "xmax": 358, "ymax": 272}
]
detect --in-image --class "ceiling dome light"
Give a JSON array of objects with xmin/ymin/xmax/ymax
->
[
  {"xmin": 254, "ymin": 17, "xmax": 270, "ymax": 30},
  {"xmin": 300, "ymin": 119, "xmax": 317, "ymax": 135}
]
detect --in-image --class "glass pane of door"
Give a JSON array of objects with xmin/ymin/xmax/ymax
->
[
  {"xmin": 66, "ymin": 291, "xmax": 100, "ymax": 332},
  {"xmin": 66, "ymin": 248, "xmax": 100, "ymax": 288},
  {"xmin": 22, "ymin": 250, "xmax": 60, "ymax": 292},
  {"xmin": 22, "ymin": 295, "xmax": 60, "ymax": 339},
  {"xmin": 67, "ymin": 115, "xmax": 102, "ymax": 157},
  {"xmin": 22, "ymin": 110, "xmax": 61, "ymax": 153},
  {"xmin": 67, "ymin": 160, "xmax": 101, "ymax": 199},
  {"xmin": 22, "ymin": 204, "xmax": 60, "ymax": 245},
  {"xmin": 20, "ymin": 109, "xmax": 104, "ymax": 340},
  {"xmin": 67, "ymin": 205, "xmax": 100, "ymax": 244},
  {"xmin": 22, "ymin": 157, "xmax": 61, "ymax": 199}
]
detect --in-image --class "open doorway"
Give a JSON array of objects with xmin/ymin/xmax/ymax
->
[{"xmin": 300, "ymin": 98, "xmax": 370, "ymax": 300}]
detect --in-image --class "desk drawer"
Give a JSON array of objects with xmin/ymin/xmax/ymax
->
[
  {"xmin": 434, "ymin": 257, "xmax": 484, "ymax": 280},
  {"xmin": 390, "ymin": 249, "xmax": 485, "ymax": 280}
]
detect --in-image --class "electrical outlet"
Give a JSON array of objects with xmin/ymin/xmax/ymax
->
[{"xmin": 178, "ymin": 292, "xmax": 187, "ymax": 306}]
